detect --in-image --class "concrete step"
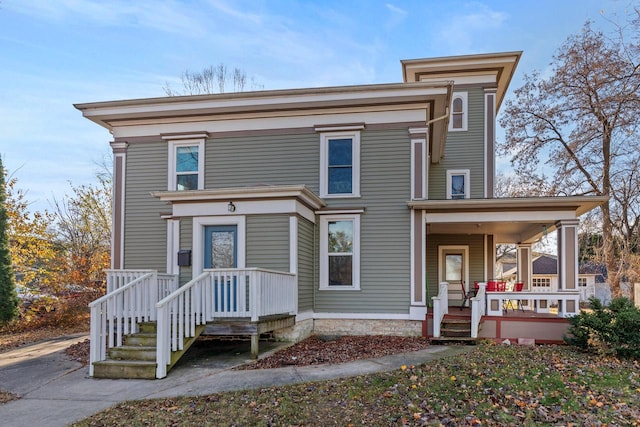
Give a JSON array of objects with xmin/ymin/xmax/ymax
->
[
  {"xmin": 431, "ymin": 336, "xmax": 478, "ymax": 344},
  {"xmin": 108, "ymin": 345, "xmax": 156, "ymax": 361},
  {"xmin": 92, "ymin": 360, "xmax": 157, "ymax": 380},
  {"xmin": 124, "ymin": 333, "xmax": 157, "ymax": 347},
  {"xmin": 138, "ymin": 322, "xmax": 157, "ymax": 334}
]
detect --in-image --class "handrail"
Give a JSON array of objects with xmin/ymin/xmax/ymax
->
[
  {"xmin": 155, "ymin": 268, "xmax": 296, "ymax": 378},
  {"xmin": 485, "ymin": 290, "xmax": 581, "ymax": 317},
  {"xmin": 470, "ymin": 282, "xmax": 486, "ymax": 338},
  {"xmin": 431, "ymin": 282, "xmax": 449, "ymax": 338}
]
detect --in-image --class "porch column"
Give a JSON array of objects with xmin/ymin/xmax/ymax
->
[
  {"xmin": 110, "ymin": 141, "xmax": 128, "ymax": 269},
  {"xmin": 516, "ymin": 244, "xmax": 532, "ymax": 290},
  {"xmin": 485, "ymin": 234, "xmax": 495, "ymax": 281},
  {"xmin": 557, "ymin": 219, "xmax": 579, "ymax": 314},
  {"xmin": 410, "ymin": 209, "xmax": 427, "ymax": 319}
]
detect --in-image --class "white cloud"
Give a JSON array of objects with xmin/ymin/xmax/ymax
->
[{"xmin": 435, "ymin": 2, "xmax": 509, "ymax": 53}]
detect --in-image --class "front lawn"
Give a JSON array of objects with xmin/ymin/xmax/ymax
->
[{"xmin": 74, "ymin": 343, "xmax": 640, "ymax": 426}]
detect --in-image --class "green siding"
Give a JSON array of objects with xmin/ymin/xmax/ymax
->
[
  {"xmin": 246, "ymin": 215, "xmax": 290, "ymax": 272},
  {"xmin": 123, "ymin": 141, "xmax": 168, "ymax": 272},
  {"xmin": 205, "ymin": 133, "xmax": 319, "ymax": 192},
  {"xmin": 314, "ymin": 128, "xmax": 412, "ymax": 314},
  {"xmin": 297, "ymin": 217, "xmax": 315, "ymax": 311},
  {"xmin": 425, "ymin": 234, "xmax": 485, "ymax": 300},
  {"xmin": 429, "ymin": 88, "xmax": 486, "ymax": 199}
]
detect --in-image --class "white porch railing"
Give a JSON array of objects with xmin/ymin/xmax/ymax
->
[
  {"xmin": 485, "ymin": 290, "xmax": 581, "ymax": 317},
  {"xmin": 430, "ymin": 282, "xmax": 449, "ymax": 338},
  {"xmin": 89, "ymin": 270, "xmax": 179, "ymax": 376},
  {"xmin": 155, "ymin": 268, "xmax": 296, "ymax": 378},
  {"xmin": 470, "ymin": 282, "xmax": 487, "ymax": 338}
]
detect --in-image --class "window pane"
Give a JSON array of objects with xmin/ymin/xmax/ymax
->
[
  {"xmin": 451, "ymin": 174, "xmax": 465, "ymax": 198},
  {"xmin": 328, "ymin": 220, "xmax": 353, "ymax": 253},
  {"xmin": 328, "ymin": 167, "xmax": 352, "ymax": 194},
  {"xmin": 176, "ymin": 146, "xmax": 198, "ymax": 172},
  {"xmin": 452, "ymin": 97, "xmax": 463, "ymax": 113},
  {"xmin": 445, "ymin": 254, "xmax": 462, "ymax": 281},
  {"xmin": 210, "ymin": 231, "xmax": 235, "ymax": 269},
  {"xmin": 328, "ymin": 139, "xmax": 352, "ymax": 166},
  {"xmin": 177, "ymin": 174, "xmax": 198, "ymax": 191},
  {"xmin": 329, "ymin": 255, "xmax": 352, "ymax": 286},
  {"xmin": 452, "ymin": 113, "xmax": 463, "ymax": 129}
]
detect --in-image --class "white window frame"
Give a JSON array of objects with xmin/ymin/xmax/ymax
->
[
  {"xmin": 578, "ymin": 277, "xmax": 588, "ymax": 287},
  {"xmin": 192, "ymin": 215, "xmax": 246, "ymax": 277},
  {"xmin": 319, "ymin": 214, "xmax": 360, "ymax": 290},
  {"xmin": 168, "ymin": 139, "xmax": 205, "ymax": 191},
  {"xmin": 319, "ymin": 131, "xmax": 361, "ymax": 198},
  {"xmin": 449, "ymin": 92, "xmax": 468, "ymax": 132},
  {"xmin": 532, "ymin": 277, "xmax": 551, "ymax": 288},
  {"xmin": 446, "ymin": 169, "xmax": 470, "ymax": 199}
]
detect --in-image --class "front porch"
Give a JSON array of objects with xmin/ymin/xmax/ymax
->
[
  {"xmin": 425, "ymin": 281, "xmax": 579, "ymax": 343},
  {"xmin": 89, "ymin": 268, "xmax": 297, "ymax": 379}
]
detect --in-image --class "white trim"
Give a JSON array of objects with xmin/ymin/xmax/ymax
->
[
  {"xmin": 172, "ymin": 199, "xmax": 316, "ymax": 224},
  {"xmin": 448, "ymin": 92, "xmax": 468, "ymax": 131},
  {"xmin": 426, "ymin": 210, "xmax": 576, "ymax": 224},
  {"xmin": 446, "ymin": 169, "xmax": 470, "ymax": 199},
  {"xmin": 315, "ymin": 208, "xmax": 365, "ymax": 215},
  {"xmin": 410, "ymin": 210, "xmax": 428, "ymax": 307},
  {"xmin": 409, "ymin": 305, "xmax": 428, "ymax": 320},
  {"xmin": 161, "ymin": 133, "xmax": 208, "ymax": 140},
  {"xmin": 319, "ymin": 131, "xmax": 361, "ymax": 198},
  {"xmin": 192, "ymin": 216, "xmax": 246, "ymax": 277},
  {"xmin": 314, "ymin": 124, "xmax": 365, "ymax": 132},
  {"xmin": 289, "ymin": 216, "xmax": 298, "ymax": 274},
  {"xmin": 438, "ymin": 245, "xmax": 470, "ymax": 298},
  {"xmin": 168, "ymin": 138, "xmax": 205, "ymax": 191},
  {"xmin": 319, "ymin": 214, "xmax": 360, "ymax": 290},
  {"xmin": 166, "ymin": 219, "xmax": 180, "ymax": 275},
  {"xmin": 484, "ymin": 90, "xmax": 496, "ymax": 198},
  {"xmin": 111, "ymin": 148, "xmax": 126, "ymax": 270},
  {"xmin": 312, "ymin": 312, "xmax": 410, "ymax": 320}
]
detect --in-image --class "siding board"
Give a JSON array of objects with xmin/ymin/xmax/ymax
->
[{"xmin": 246, "ymin": 215, "xmax": 289, "ymax": 272}]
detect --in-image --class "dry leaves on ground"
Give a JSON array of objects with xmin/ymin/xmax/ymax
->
[
  {"xmin": 237, "ymin": 335, "xmax": 430, "ymax": 370},
  {"xmin": 66, "ymin": 339, "xmax": 90, "ymax": 365}
]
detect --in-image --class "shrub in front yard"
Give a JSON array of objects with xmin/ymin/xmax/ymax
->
[{"xmin": 565, "ymin": 296, "xmax": 640, "ymax": 358}]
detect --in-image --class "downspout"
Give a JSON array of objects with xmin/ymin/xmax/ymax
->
[{"xmin": 426, "ymin": 106, "xmax": 450, "ymax": 127}]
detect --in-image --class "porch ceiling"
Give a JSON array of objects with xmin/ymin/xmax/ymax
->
[{"xmin": 408, "ymin": 196, "xmax": 608, "ymax": 244}]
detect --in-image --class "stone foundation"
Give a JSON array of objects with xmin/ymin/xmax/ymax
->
[
  {"xmin": 313, "ymin": 318, "xmax": 422, "ymax": 337},
  {"xmin": 273, "ymin": 318, "xmax": 314, "ymax": 342}
]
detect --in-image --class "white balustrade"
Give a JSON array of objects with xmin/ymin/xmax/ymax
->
[
  {"xmin": 155, "ymin": 268, "xmax": 296, "ymax": 378},
  {"xmin": 430, "ymin": 282, "xmax": 449, "ymax": 338},
  {"xmin": 470, "ymin": 282, "xmax": 486, "ymax": 338},
  {"xmin": 88, "ymin": 270, "xmax": 178, "ymax": 376},
  {"xmin": 485, "ymin": 290, "xmax": 581, "ymax": 317}
]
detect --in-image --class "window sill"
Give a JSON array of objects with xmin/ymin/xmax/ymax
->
[{"xmin": 319, "ymin": 286, "xmax": 361, "ymax": 291}]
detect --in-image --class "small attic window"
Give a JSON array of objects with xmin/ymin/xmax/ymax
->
[{"xmin": 449, "ymin": 92, "xmax": 468, "ymax": 132}]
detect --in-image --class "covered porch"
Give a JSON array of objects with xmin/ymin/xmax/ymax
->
[{"xmin": 409, "ymin": 195, "xmax": 608, "ymax": 342}]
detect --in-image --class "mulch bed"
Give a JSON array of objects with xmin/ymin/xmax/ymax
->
[{"xmin": 237, "ymin": 335, "xmax": 430, "ymax": 370}]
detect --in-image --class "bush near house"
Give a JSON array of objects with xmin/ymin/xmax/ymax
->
[{"xmin": 565, "ymin": 297, "xmax": 640, "ymax": 359}]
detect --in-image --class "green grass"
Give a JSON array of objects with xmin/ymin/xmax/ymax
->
[{"xmin": 74, "ymin": 343, "xmax": 640, "ymax": 426}]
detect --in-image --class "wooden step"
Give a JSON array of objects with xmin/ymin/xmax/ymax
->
[
  {"xmin": 124, "ymin": 333, "xmax": 157, "ymax": 347},
  {"xmin": 108, "ymin": 345, "xmax": 156, "ymax": 361},
  {"xmin": 431, "ymin": 336, "xmax": 478, "ymax": 344},
  {"xmin": 92, "ymin": 360, "xmax": 157, "ymax": 380},
  {"xmin": 137, "ymin": 322, "xmax": 157, "ymax": 334}
]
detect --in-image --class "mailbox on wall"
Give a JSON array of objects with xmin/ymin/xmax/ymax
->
[{"xmin": 177, "ymin": 249, "xmax": 192, "ymax": 267}]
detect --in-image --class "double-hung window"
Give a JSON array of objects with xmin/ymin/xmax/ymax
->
[
  {"xmin": 320, "ymin": 131, "xmax": 360, "ymax": 198},
  {"xmin": 168, "ymin": 139, "xmax": 205, "ymax": 191},
  {"xmin": 446, "ymin": 169, "xmax": 470, "ymax": 199},
  {"xmin": 319, "ymin": 214, "xmax": 360, "ymax": 290}
]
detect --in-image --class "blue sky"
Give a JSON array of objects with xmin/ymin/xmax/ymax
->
[{"xmin": 0, "ymin": 0, "xmax": 634, "ymax": 213}]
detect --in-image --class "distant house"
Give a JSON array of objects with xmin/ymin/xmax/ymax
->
[
  {"xmin": 77, "ymin": 51, "xmax": 607, "ymax": 378},
  {"xmin": 502, "ymin": 254, "xmax": 598, "ymax": 301}
]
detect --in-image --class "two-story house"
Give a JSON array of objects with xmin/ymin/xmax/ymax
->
[{"xmin": 76, "ymin": 51, "xmax": 607, "ymax": 379}]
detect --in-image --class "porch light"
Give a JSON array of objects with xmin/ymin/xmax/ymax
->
[{"xmin": 228, "ymin": 201, "xmax": 236, "ymax": 212}]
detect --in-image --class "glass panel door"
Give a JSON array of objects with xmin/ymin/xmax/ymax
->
[{"xmin": 204, "ymin": 225, "xmax": 237, "ymax": 269}]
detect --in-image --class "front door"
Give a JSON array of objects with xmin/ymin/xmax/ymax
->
[
  {"xmin": 204, "ymin": 225, "xmax": 237, "ymax": 269},
  {"xmin": 438, "ymin": 246, "xmax": 469, "ymax": 305}
]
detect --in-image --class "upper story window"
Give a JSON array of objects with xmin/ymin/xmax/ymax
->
[
  {"xmin": 320, "ymin": 131, "xmax": 360, "ymax": 198},
  {"xmin": 319, "ymin": 214, "xmax": 360, "ymax": 290},
  {"xmin": 446, "ymin": 169, "xmax": 470, "ymax": 199},
  {"xmin": 449, "ymin": 92, "xmax": 468, "ymax": 132},
  {"xmin": 168, "ymin": 139, "xmax": 205, "ymax": 191}
]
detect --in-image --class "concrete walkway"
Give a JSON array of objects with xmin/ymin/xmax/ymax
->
[{"xmin": 0, "ymin": 336, "xmax": 471, "ymax": 427}]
